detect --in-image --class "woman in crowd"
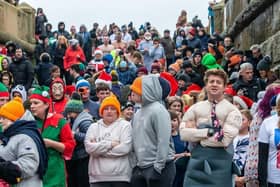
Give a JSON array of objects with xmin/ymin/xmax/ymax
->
[
  {"xmin": 245, "ymin": 83, "xmax": 280, "ymax": 186},
  {"xmin": 35, "ymin": 8, "xmax": 48, "ymax": 36},
  {"xmin": 1, "ymin": 57, "xmax": 10, "ymax": 72},
  {"xmin": 167, "ymin": 96, "xmax": 184, "ymax": 119},
  {"xmin": 29, "ymin": 86, "xmax": 76, "ymax": 187},
  {"xmin": 53, "ymin": 35, "xmax": 68, "ymax": 79},
  {"xmin": 1, "ymin": 71, "xmax": 14, "ymax": 91},
  {"xmin": 0, "ymin": 97, "xmax": 48, "ymax": 187},
  {"xmin": 85, "ymin": 96, "xmax": 132, "ymax": 187},
  {"xmin": 258, "ymin": 95, "xmax": 280, "ymax": 186}
]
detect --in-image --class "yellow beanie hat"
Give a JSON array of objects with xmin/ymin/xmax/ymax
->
[
  {"xmin": 99, "ymin": 96, "xmax": 121, "ymax": 117},
  {"xmin": 130, "ymin": 77, "xmax": 142, "ymax": 96},
  {"xmin": 0, "ymin": 97, "xmax": 24, "ymax": 121}
]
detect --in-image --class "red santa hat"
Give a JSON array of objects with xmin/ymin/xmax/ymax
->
[
  {"xmin": 65, "ymin": 85, "xmax": 76, "ymax": 97},
  {"xmin": 183, "ymin": 83, "xmax": 202, "ymax": 95},
  {"xmin": 95, "ymin": 71, "xmax": 112, "ymax": 89},
  {"xmin": 233, "ymin": 95, "xmax": 253, "ymax": 109},
  {"xmin": 224, "ymin": 85, "xmax": 236, "ymax": 96},
  {"xmin": 160, "ymin": 72, "xmax": 178, "ymax": 96},
  {"xmin": 0, "ymin": 47, "xmax": 7, "ymax": 55},
  {"xmin": 93, "ymin": 48, "xmax": 103, "ymax": 56}
]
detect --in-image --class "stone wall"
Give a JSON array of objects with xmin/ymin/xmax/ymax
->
[
  {"xmin": 0, "ymin": 0, "xmax": 35, "ymax": 53},
  {"xmin": 222, "ymin": 0, "xmax": 280, "ymax": 64}
]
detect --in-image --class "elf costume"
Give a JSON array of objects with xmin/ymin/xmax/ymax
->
[
  {"xmin": 0, "ymin": 82, "xmax": 9, "ymax": 102},
  {"xmin": 30, "ymin": 86, "xmax": 76, "ymax": 187}
]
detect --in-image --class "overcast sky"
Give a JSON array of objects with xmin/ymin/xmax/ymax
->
[{"xmin": 23, "ymin": 0, "xmax": 210, "ymax": 34}]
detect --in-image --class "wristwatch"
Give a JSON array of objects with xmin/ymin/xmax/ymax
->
[{"xmin": 207, "ymin": 128, "xmax": 215, "ymax": 137}]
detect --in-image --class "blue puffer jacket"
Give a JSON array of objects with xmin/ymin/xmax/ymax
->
[{"xmin": 117, "ymin": 69, "xmax": 135, "ymax": 85}]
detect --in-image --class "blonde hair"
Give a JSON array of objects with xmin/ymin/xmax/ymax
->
[
  {"xmin": 181, "ymin": 94, "xmax": 194, "ymax": 107},
  {"xmin": 57, "ymin": 35, "xmax": 69, "ymax": 48}
]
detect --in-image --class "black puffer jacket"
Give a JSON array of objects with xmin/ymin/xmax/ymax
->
[
  {"xmin": 232, "ymin": 77, "xmax": 266, "ymax": 101},
  {"xmin": 9, "ymin": 58, "xmax": 34, "ymax": 91}
]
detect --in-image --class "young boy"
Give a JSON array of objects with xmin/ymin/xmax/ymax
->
[{"xmin": 233, "ymin": 109, "xmax": 252, "ymax": 187}]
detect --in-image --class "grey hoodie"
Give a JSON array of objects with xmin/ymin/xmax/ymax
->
[{"xmin": 132, "ymin": 75, "xmax": 174, "ymax": 173}]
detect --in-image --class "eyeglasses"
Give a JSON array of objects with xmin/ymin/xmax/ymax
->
[{"xmin": 78, "ymin": 87, "xmax": 89, "ymax": 93}]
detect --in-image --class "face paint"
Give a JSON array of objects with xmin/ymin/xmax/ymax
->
[{"xmin": 52, "ymin": 83, "xmax": 64, "ymax": 101}]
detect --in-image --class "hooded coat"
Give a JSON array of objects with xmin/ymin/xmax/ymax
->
[
  {"xmin": 35, "ymin": 53, "xmax": 54, "ymax": 86},
  {"xmin": 9, "ymin": 57, "xmax": 34, "ymax": 91},
  {"xmin": 0, "ymin": 110, "xmax": 48, "ymax": 187},
  {"xmin": 132, "ymin": 75, "xmax": 174, "ymax": 173}
]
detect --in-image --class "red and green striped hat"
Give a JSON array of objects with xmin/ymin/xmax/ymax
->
[
  {"xmin": 0, "ymin": 82, "xmax": 9, "ymax": 98},
  {"xmin": 29, "ymin": 86, "xmax": 51, "ymax": 103}
]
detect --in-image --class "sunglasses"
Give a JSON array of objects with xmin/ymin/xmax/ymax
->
[{"xmin": 78, "ymin": 87, "xmax": 89, "ymax": 93}]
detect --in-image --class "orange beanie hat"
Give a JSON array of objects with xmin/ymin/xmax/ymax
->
[
  {"xmin": 229, "ymin": 55, "xmax": 241, "ymax": 67},
  {"xmin": 130, "ymin": 77, "xmax": 142, "ymax": 96},
  {"xmin": 0, "ymin": 97, "xmax": 24, "ymax": 121},
  {"xmin": 99, "ymin": 96, "xmax": 121, "ymax": 117}
]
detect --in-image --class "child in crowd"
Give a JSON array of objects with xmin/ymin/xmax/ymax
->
[
  {"xmin": 170, "ymin": 110, "xmax": 190, "ymax": 187},
  {"xmin": 233, "ymin": 109, "xmax": 252, "ymax": 187}
]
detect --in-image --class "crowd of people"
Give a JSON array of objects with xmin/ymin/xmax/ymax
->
[{"xmin": 0, "ymin": 4, "xmax": 279, "ymax": 187}]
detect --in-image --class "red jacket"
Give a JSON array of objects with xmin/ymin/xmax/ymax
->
[{"xmin": 63, "ymin": 46, "xmax": 85, "ymax": 70}]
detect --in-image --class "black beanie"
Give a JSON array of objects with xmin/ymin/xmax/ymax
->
[
  {"xmin": 177, "ymin": 74, "xmax": 191, "ymax": 83},
  {"xmin": 158, "ymin": 77, "xmax": 170, "ymax": 100},
  {"xmin": 257, "ymin": 55, "xmax": 271, "ymax": 71}
]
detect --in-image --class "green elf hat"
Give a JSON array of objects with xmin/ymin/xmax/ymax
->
[
  {"xmin": 0, "ymin": 82, "xmax": 9, "ymax": 98},
  {"xmin": 29, "ymin": 86, "xmax": 51, "ymax": 103},
  {"xmin": 202, "ymin": 53, "xmax": 222, "ymax": 69}
]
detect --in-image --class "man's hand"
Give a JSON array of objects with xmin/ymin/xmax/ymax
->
[
  {"xmin": 174, "ymin": 152, "xmax": 191, "ymax": 159},
  {"xmin": 235, "ymin": 176, "xmax": 245, "ymax": 187},
  {"xmin": 111, "ymin": 140, "xmax": 120, "ymax": 148}
]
